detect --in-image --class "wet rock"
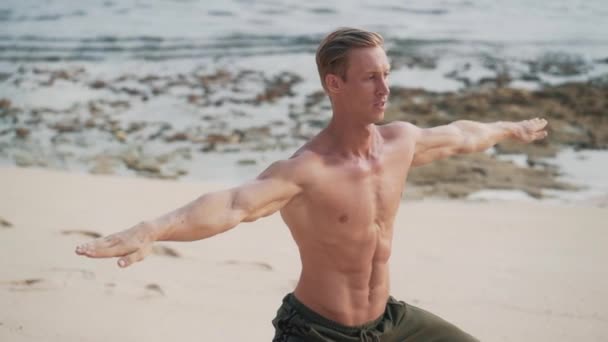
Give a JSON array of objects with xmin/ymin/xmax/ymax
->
[
  {"xmin": 90, "ymin": 155, "xmax": 118, "ymax": 175},
  {"xmin": 407, "ymin": 153, "xmax": 577, "ymax": 199},
  {"xmin": 388, "ymin": 51, "xmax": 438, "ymax": 69},
  {"xmin": 305, "ymin": 90, "xmax": 326, "ymax": 109},
  {"xmin": 198, "ymin": 69, "xmax": 232, "ymax": 88},
  {"xmin": 120, "ymin": 148, "xmax": 162, "ymax": 175},
  {"xmin": 237, "ymin": 159, "xmax": 256, "ymax": 165},
  {"xmin": 255, "ymin": 72, "xmax": 302, "ymax": 104},
  {"xmin": 15, "ymin": 127, "xmax": 29, "ymax": 139},
  {"xmin": 90, "ymin": 80, "xmax": 107, "ymax": 89},
  {"xmin": 147, "ymin": 123, "xmax": 172, "ymax": 140},
  {"xmin": 240, "ymin": 126, "xmax": 272, "ymax": 142},
  {"xmin": 187, "ymin": 94, "xmax": 201, "ymax": 104},
  {"xmin": 200, "ymin": 143, "xmax": 216, "ymax": 152},
  {"xmin": 165, "ymin": 132, "xmax": 189, "ymax": 142},
  {"xmin": 385, "ymin": 82, "xmax": 608, "ymax": 152},
  {"xmin": 205, "ymin": 131, "xmax": 243, "ymax": 144},
  {"xmin": 477, "ymin": 73, "xmax": 512, "ymax": 88},
  {"xmin": 139, "ymin": 75, "xmax": 161, "ymax": 83},
  {"xmin": 113, "ymin": 130, "xmax": 127, "ymax": 142},
  {"xmin": 119, "ymin": 87, "xmax": 144, "ymax": 97},
  {"xmin": 51, "ymin": 119, "xmax": 81, "ymax": 133},
  {"xmin": 105, "ymin": 100, "xmax": 130, "ymax": 109},
  {"xmin": 14, "ymin": 151, "xmax": 47, "ymax": 167},
  {"xmin": 0, "ymin": 99, "xmax": 11, "ymax": 110},
  {"xmin": 126, "ymin": 122, "xmax": 146, "ymax": 133},
  {"xmin": 529, "ymin": 52, "xmax": 592, "ymax": 76}
]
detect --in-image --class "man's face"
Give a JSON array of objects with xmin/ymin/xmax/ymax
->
[{"xmin": 336, "ymin": 46, "xmax": 390, "ymax": 123}]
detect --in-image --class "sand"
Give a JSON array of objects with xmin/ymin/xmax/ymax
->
[{"xmin": 0, "ymin": 166, "xmax": 606, "ymax": 341}]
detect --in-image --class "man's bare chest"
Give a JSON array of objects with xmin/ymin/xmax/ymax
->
[{"xmin": 303, "ymin": 159, "xmax": 407, "ymax": 228}]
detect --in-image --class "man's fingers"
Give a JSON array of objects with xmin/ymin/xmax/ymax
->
[
  {"xmin": 534, "ymin": 130, "xmax": 548, "ymax": 140},
  {"xmin": 118, "ymin": 250, "xmax": 146, "ymax": 268},
  {"xmin": 531, "ymin": 118, "xmax": 548, "ymax": 129}
]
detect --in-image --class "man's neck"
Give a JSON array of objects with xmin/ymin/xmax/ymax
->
[{"xmin": 325, "ymin": 115, "xmax": 381, "ymax": 159}]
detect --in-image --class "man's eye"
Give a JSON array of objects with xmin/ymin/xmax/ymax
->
[{"xmin": 369, "ymin": 75, "xmax": 375, "ymax": 79}]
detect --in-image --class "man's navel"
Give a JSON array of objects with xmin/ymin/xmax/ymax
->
[{"xmin": 338, "ymin": 214, "xmax": 349, "ymax": 223}]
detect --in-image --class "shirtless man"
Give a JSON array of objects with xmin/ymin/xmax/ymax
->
[{"xmin": 75, "ymin": 28, "xmax": 548, "ymax": 341}]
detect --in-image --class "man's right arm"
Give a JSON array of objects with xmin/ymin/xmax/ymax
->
[{"xmin": 75, "ymin": 158, "xmax": 303, "ymax": 267}]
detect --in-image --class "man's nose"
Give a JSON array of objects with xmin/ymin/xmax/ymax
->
[{"xmin": 377, "ymin": 78, "xmax": 390, "ymax": 96}]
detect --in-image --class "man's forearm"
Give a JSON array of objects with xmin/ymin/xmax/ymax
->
[
  {"xmin": 450, "ymin": 120, "xmax": 516, "ymax": 153},
  {"xmin": 142, "ymin": 190, "xmax": 243, "ymax": 242}
]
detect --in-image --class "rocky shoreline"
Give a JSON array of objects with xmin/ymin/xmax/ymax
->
[{"xmin": 1, "ymin": 55, "xmax": 606, "ymax": 200}]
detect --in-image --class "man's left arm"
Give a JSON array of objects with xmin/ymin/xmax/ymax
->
[{"xmin": 406, "ymin": 118, "xmax": 548, "ymax": 167}]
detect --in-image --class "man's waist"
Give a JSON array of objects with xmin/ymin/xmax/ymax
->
[{"xmin": 292, "ymin": 277, "xmax": 389, "ymax": 326}]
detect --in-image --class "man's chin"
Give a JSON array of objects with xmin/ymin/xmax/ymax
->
[{"xmin": 369, "ymin": 111, "xmax": 384, "ymax": 124}]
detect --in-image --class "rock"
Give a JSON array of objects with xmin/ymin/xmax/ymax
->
[
  {"xmin": 237, "ymin": 159, "xmax": 257, "ymax": 165},
  {"xmin": 51, "ymin": 119, "xmax": 81, "ymax": 133},
  {"xmin": 255, "ymin": 72, "xmax": 302, "ymax": 104},
  {"xmin": 90, "ymin": 80, "xmax": 107, "ymax": 89},
  {"xmin": 126, "ymin": 122, "xmax": 146, "ymax": 133},
  {"xmin": 120, "ymin": 87, "xmax": 143, "ymax": 97},
  {"xmin": 305, "ymin": 91, "xmax": 326, "ymax": 108},
  {"xmin": 198, "ymin": 69, "xmax": 232, "ymax": 87},
  {"xmin": 15, "ymin": 127, "xmax": 30, "ymax": 138},
  {"xmin": 120, "ymin": 147, "xmax": 162, "ymax": 175},
  {"xmin": 205, "ymin": 131, "xmax": 243, "ymax": 144},
  {"xmin": 529, "ymin": 52, "xmax": 592, "ymax": 76},
  {"xmin": 90, "ymin": 155, "xmax": 118, "ymax": 175},
  {"xmin": 241, "ymin": 126, "xmax": 272, "ymax": 141},
  {"xmin": 0, "ymin": 99, "xmax": 11, "ymax": 110},
  {"xmin": 165, "ymin": 132, "xmax": 189, "ymax": 142},
  {"xmin": 113, "ymin": 130, "xmax": 127, "ymax": 142},
  {"xmin": 407, "ymin": 153, "xmax": 577, "ymax": 199},
  {"xmin": 14, "ymin": 151, "xmax": 46, "ymax": 167},
  {"xmin": 200, "ymin": 143, "xmax": 216, "ymax": 152},
  {"xmin": 187, "ymin": 94, "xmax": 201, "ymax": 104}
]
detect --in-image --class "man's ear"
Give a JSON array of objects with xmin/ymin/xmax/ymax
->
[{"xmin": 325, "ymin": 73, "xmax": 343, "ymax": 94}]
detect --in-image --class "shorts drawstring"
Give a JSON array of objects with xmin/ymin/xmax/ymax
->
[{"xmin": 359, "ymin": 328, "xmax": 381, "ymax": 342}]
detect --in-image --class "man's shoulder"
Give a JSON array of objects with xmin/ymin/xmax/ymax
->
[
  {"xmin": 378, "ymin": 121, "xmax": 420, "ymax": 142},
  {"xmin": 258, "ymin": 149, "xmax": 323, "ymax": 184}
]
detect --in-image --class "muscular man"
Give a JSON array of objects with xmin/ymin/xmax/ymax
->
[{"xmin": 75, "ymin": 28, "xmax": 548, "ymax": 341}]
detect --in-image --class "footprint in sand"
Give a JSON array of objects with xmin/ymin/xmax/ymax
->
[
  {"xmin": 151, "ymin": 245, "xmax": 180, "ymax": 258},
  {"xmin": 0, "ymin": 216, "xmax": 13, "ymax": 228},
  {"xmin": 221, "ymin": 259, "xmax": 274, "ymax": 271},
  {"xmin": 49, "ymin": 267, "xmax": 96, "ymax": 281},
  {"xmin": 104, "ymin": 282, "xmax": 116, "ymax": 295},
  {"xmin": 61, "ymin": 230, "xmax": 102, "ymax": 238},
  {"xmin": 1, "ymin": 278, "xmax": 54, "ymax": 291},
  {"xmin": 138, "ymin": 283, "xmax": 165, "ymax": 300}
]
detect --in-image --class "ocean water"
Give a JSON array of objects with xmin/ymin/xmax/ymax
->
[
  {"xmin": 0, "ymin": 0, "xmax": 607, "ymax": 202},
  {"xmin": 1, "ymin": 0, "xmax": 607, "ymax": 62}
]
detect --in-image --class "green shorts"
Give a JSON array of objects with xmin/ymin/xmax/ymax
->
[{"xmin": 272, "ymin": 293, "xmax": 479, "ymax": 342}]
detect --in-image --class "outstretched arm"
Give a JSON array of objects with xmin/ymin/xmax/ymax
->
[
  {"xmin": 75, "ymin": 159, "xmax": 302, "ymax": 267},
  {"xmin": 408, "ymin": 118, "xmax": 548, "ymax": 167}
]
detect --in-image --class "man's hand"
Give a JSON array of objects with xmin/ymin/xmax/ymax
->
[
  {"xmin": 511, "ymin": 118, "xmax": 549, "ymax": 143},
  {"xmin": 75, "ymin": 222, "xmax": 157, "ymax": 268}
]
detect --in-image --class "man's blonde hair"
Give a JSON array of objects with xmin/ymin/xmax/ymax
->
[{"xmin": 316, "ymin": 28, "xmax": 384, "ymax": 90}]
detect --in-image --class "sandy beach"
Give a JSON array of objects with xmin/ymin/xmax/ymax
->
[{"xmin": 0, "ymin": 166, "xmax": 606, "ymax": 341}]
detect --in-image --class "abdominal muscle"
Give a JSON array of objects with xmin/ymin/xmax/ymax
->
[{"xmin": 292, "ymin": 229, "xmax": 392, "ymax": 326}]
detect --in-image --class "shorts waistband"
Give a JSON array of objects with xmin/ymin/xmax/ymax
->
[{"xmin": 285, "ymin": 293, "xmax": 384, "ymax": 335}]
